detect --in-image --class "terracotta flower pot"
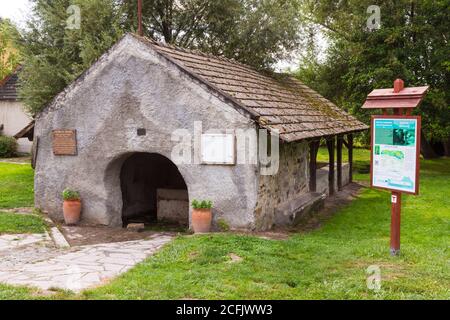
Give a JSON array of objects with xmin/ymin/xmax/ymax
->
[
  {"xmin": 192, "ymin": 208, "xmax": 212, "ymax": 233},
  {"xmin": 63, "ymin": 200, "xmax": 82, "ymax": 225}
]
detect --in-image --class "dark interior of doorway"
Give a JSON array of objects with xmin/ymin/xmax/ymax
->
[{"xmin": 120, "ymin": 153, "xmax": 187, "ymax": 227}]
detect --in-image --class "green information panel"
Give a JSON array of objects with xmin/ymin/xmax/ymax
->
[{"xmin": 372, "ymin": 117, "xmax": 420, "ymax": 194}]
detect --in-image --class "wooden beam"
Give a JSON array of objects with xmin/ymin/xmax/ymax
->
[
  {"xmin": 348, "ymin": 133, "xmax": 354, "ymax": 183},
  {"xmin": 337, "ymin": 135, "xmax": 343, "ymax": 191},
  {"xmin": 326, "ymin": 137, "xmax": 335, "ymax": 195},
  {"xmin": 309, "ymin": 139, "xmax": 319, "ymax": 192},
  {"xmin": 343, "ymin": 138, "xmax": 349, "ymax": 149}
]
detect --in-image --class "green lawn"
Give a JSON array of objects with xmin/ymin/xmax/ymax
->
[
  {"xmin": 0, "ymin": 163, "xmax": 34, "ymax": 209},
  {"xmin": 82, "ymin": 151, "xmax": 449, "ymax": 300},
  {"xmin": 317, "ymin": 147, "xmax": 371, "ymax": 180},
  {"xmin": 0, "ymin": 152, "xmax": 449, "ymax": 299},
  {"xmin": 0, "ymin": 213, "xmax": 47, "ymax": 234}
]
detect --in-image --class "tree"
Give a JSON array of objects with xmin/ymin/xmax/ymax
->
[
  {"xmin": 296, "ymin": 0, "xmax": 450, "ymax": 157},
  {"xmin": 19, "ymin": 0, "xmax": 124, "ymax": 115},
  {"xmin": 19, "ymin": 0, "xmax": 302, "ymax": 114},
  {"xmin": 121, "ymin": 0, "xmax": 302, "ymax": 69},
  {"xmin": 0, "ymin": 18, "xmax": 20, "ymax": 80}
]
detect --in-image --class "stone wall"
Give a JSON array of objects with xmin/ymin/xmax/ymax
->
[
  {"xmin": 157, "ymin": 189, "xmax": 189, "ymax": 225},
  {"xmin": 254, "ymin": 141, "xmax": 309, "ymax": 230}
]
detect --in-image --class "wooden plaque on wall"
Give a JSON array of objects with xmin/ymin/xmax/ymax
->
[{"xmin": 52, "ymin": 130, "xmax": 77, "ymax": 155}]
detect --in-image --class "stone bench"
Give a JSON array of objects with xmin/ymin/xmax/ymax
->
[{"xmin": 274, "ymin": 192, "xmax": 326, "ymax": 226}]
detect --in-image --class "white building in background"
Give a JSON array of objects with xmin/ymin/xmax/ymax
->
[{"xmin": 0, "ymin": 67, "xmax": 33, "ymax": 154}]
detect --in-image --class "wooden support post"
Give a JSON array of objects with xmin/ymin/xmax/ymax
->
[
  {"xmin": 337, "ymin": 135, "xmax": 343, "ymax": 191},
  {"xmin": 390, "ymin": 191, "xmax": 402, "ymax": 256},
  {"xmin": 348, "ymin": 133, "xmax": 353, "ymax": 183},
  {"xmin": 309, "ymin": 140, "xmax": 319, "ymax": 192},
  {"xmin": 326, "ymin": 137, "xmax": 335, "ymax": 195}
]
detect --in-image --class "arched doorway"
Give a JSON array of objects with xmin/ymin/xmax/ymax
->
[{"xmin": 120, "ymin": 153, "xmax": 188, "ymax": 227}]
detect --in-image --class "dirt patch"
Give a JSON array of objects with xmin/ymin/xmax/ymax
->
[
  {"xmin": 228, "ymin": 253, "xmax": 243, "ymax": 263},
  {"xmin": 59, "ymin": 224, "xmax": 176, "ymax": 247},
  {"xmin": 344, "ymin": 260, "xmax": 410, "ymax": 281},
  {"xmin": 0, "ymin": 156, "xmax": 31, "ymax": 164},
  {"xmin": 0, "ymin": 207, "xmax": 34, "ymax": 214},
  {"xmin": 229, "ymin": 230, "xmax": 291, "ymax": 240}
]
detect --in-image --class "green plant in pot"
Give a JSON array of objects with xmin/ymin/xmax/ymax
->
[
  {"xmin": 191, "ymin": 199, "xmax": 213, "ymax": 233},
  {"xmin": 62, "ymin": 188, "xmax": 81, "ymax": 225}
]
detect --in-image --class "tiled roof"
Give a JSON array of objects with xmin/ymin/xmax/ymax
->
[
  {"xmin": 133, "ymin": 34, "xmax": 368, "ymax": 142},
  {"xmin": 0, "ymin": 67, "xmax": 20, "ymax": 101}
]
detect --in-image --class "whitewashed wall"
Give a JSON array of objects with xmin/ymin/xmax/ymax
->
[{"xmin": 0, "ymin": 101, "xmax": 32, "ymax": 153}]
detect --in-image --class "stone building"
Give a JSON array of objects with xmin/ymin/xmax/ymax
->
[
  {"xmin": 32, "ymin": 33, "xmax": 367, "ymax": 230},
  {"xmin": 0, "ymin": 68, "xmax": 33, "ymax": 154}
]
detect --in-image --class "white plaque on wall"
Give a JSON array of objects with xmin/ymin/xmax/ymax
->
[{"xmin": 201, "ymin": 133, "xmax": 235, "ymax": 165}]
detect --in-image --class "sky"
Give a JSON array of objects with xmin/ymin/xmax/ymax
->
[{"xmin": 0, "ymin": 0, "xmax": 32, "ymax": 28}]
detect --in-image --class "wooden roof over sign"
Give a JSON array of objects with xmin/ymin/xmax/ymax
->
[
  {"xmin": 132, "ymin": 34, "xmax": 368, "ymax": 142},
  {"xmin": 362, "ymin": 84, "xmax": 429, "ymax": 110}
]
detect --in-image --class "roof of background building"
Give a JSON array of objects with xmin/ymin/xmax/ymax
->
[
  {"xmin": 0, "ymin": 67, "xmax": 20, "ymax": 101},
  {"xmin": 133, "ymin": 34, "xmax": 368, "ymax": 142}
]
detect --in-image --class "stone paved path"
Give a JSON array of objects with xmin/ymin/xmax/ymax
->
[
  {"xmin": 0, "ymin": 233, "xmax": 172, "ymax": 292},
  {"xmin": 0, "ymin": 233, "xmax": 51, "ymax": 250}
]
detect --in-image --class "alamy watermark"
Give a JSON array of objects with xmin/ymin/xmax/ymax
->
[
  {"xmin": 366, "ymin": 265, "xmax": 382, "ymax": 292},
  {"xmin": 366, "ymin": 5, "xmax": 381, "ymax": 31},
  {"xmin": 66, "ymin": 5, "xmax": 81, "ymax": 30},
  {"xmin": 170, "ymin": 121, "xmax": 280, "ymax": 175}
]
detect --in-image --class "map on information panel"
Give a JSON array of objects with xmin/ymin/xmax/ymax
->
[{"xmin": 372, "ymin": 117, "xmax": 419, "ymax": 194}]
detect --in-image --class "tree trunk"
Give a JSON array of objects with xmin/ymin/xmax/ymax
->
[
  {"xmin": 420, "ymin": 130, "xmax": 438, "ymax": 159},
  {"xmin": 443, "ymin": 136, "xmax": 450, "ymax": 157}
]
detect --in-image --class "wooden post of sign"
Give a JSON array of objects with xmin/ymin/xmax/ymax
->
[
  {"xmin": 390, "ymin": 191, "xmax": 402, "ymax": 256},
  {"xmin": 389, "ymin": 80, "xmax": 404, "ymax": 256}
]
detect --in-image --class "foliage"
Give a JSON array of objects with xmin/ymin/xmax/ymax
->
[
  {"xmin": 296, "ymin": 0, "xmax": 450, "ymax": 151},
  {"xmin": 120, "ymin": 0, "xmax": 302, "ymax": 69},
  {"xmin": 18, "ymin": 0, "xmax": 302, "ymax": 114},
  {"xmin": 191, "ymin": 199, "xmax": 212, "ymax": 209},
  {"xmin": 18, "ymin": 0, "xmax": 125, "ymax": 115},
  {"xmin": 0, "ymin": 18, "xmax": 20, "ymax": 80},
  {"xmin": 0, "ymin": 163, "xmax": 34, "ymax": 209},
  {"xmin": 0, "ymin": 212, "xmax": 47, "ymax": 234},
  {"xmin": 62, "ymin": 188, "xmax": 80, "ymax": 201},
  {"xmin": 0, "ymin": 136, "xmax": 18, "ymax": 158},
  {"xmin": 217, "ymin": 218, "xmax": 230, "ymax": 232}
]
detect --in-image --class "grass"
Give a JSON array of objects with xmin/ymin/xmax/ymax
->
[
  {"xmin": 0, "ymin": 284, "xmax": 42, "ymax": 300},
  {"xmin": 0, "ymin": 162, "xmax": 34, "ymax": 209},
  {"xmin": 79, "ymin": 151, "xmax": 449, "ymax": 300},
  {"xmin": 317, "ymin": 147, "xmax": 371, "ymax": 180},
  {"xmin": 0, "ymin": 212, "xmax": 47, "ymax": 234},
  {"xmin": 0, "ymin": 151, "xmax": 449, "ymax": 299}
]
